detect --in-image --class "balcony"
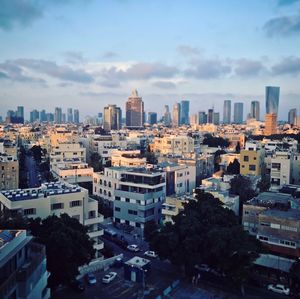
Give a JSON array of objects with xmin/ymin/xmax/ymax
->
[
  {"xmin": 85, "ymin": 214, "xmax": 104, "ymax": 226},
  {"xmin": 88, "ymin": 229, "xmax": 103, "ymax": 239},
  {"xmin": 115, "ymin": 189, "xmax": 164, "ymax": 201},
  {"xmin": 94, "ymin": 241, "xmax": 104, "ymax": 251}
]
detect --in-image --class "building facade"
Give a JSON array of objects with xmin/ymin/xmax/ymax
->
[
  {"xmin": 126, "ymin": 89, "xmax": 144, "ymax": 129},
  {"xmin": 223, "ymin": 100, "xmax": 231, "ymax": 124},
  {"xmin": 103, "ymin": 105, "xmax": 122, "ymax": 131}
]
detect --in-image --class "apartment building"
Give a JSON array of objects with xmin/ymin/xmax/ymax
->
[
  {"xmin": 292, "ymin": 153, "xmax": 300, "ymax": 185},
  {"xmin": 113, "ymin": 168, "xmax": 166, "ymax": 235},
  {"xmin": 270, "ymin": 151, "xmax": 292, "ymax": 187},
  {"xmin": 0, "ymin": 153, "xmax": 19, "ymax": 190},
  {"xmin": 50, "ymin": 142, "xmax": 86, "ymax": 170},
  {"xmin": 0, "ymin": 182, "xmax": 104, "ymax": 257},
  {"xmin": 0, "ymin": 230, "xmax": 50, "ymax": 299},
  {"xmin": 0, "ymin": 139, "xmax": 18, "ymax": 157},
  {"xmin": 111, "ymin": 149, "xmax": 147, "ymax": 168},
  {"xmin": 150, "ymin": 135, "xmax": 194, "ymax": 155},
  {"xmin": 240, "ymin": 142, "xmax": 265, "ymax": 176}
]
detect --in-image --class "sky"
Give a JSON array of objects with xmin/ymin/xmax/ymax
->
[{"xmin": 0, "ymin": 0, "xmax": 300, "ymax": 121}]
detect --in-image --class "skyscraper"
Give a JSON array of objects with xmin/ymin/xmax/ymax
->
[
  {"xmin": 74, "ymin": 109, "xmax": 80, "ymax": 124},
  {"xmin": 40, "ymin": 110, "xmax": 47, "ymax": 122},
  {"xmin": 198, "ymin": 111, "xmax": 207, "ymax": 124},
  {"xmin": 172, "ymin": 103, "xmax": 181, "ymax": 127},
  {"xmin": 180, "ymin": 100, "xmax": 190, "ymax": 125},
  {"xmin": 54, "ymin": 107, "xmax": 62, "ymax": 124},
  {"xmin": 250, "ymin": 101, "xmax": 260, "ymax": 120},
  {"xmin": 208, "ymin": 108, "xmax": 214, "ymax": 124},
  {"xmin": 16, "ymin": 106, "xmax": 24, "ymax": 123},
  {"xmin": 223, "ymin": 100, "xmax": 231, "ymax": 124},
  {"xmin": 213, "ymin": 112, "xmax": 220, "ymax": 125},
  {"xmin": 126, "ymin": 89, "xmax": 144, "ymax": 129},
  {"xmin": 233, "ymin": 103, "xmax": 243, "ymax": 124},
  {"xmin": 30, "ymin": 110, "xmax": 39, "ymax": 123},
  {"xmin": 265, "ymin": 113, "xmax": 277, "ymax": 135},
  {"xmin": 67, "ymin": 108, "xmax": 73, "ymax": 123},
  {"xmin": 266, "ymin": 86, "xmax": 280, "ymax": 114},
  {"xmin": 288, "ymin": 109, "xmax": 297, "ymax": 126},
  {"xmin": 163, "ymin": 105, "xmax": 171, "ymax": 126},
  {"xmin": 103, "ymin": 105, "xmax": 122, "ymax": 131},
  {"xmin": 148, "ymin": 112, "xmax": 157, "ymax": 125}
]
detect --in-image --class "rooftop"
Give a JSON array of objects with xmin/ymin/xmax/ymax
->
[
  {"xmin": 111, "ymin": 166, "xmax": 163, "ymax": 176},
  {"xmin": 254, "ymin": 254, "xmax": 295, "ymax": 273},
  {"xmin": 261, "ymin": 209, "xmax": 300, "ymax": 220},
  {"xmin": 125, "ymin": 256, "xmax": 150, "ymax": 268},
  {"xmin": 247, "ymin": 192, "xmax": 293, "ymax": 207},
  {"xmin": 0, "ymin": 230, "xmax": 17, "ymax": 249},
  {"xmin": 0, "ymin": 182, "xmax": 82, "ymax": 202}
]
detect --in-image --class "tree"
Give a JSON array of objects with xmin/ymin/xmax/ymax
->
[
  {"xmin": 144, "ymin": 220, "xmax": 159, "ymax": 242},
  {"xmin": 257, "ymin": 174, "xmax": 270, "ymax": 192},
  {"xmin": 149, "ymin": 190, "xmax": 260, "ymax": 285},
  {"xmin": 227, "ymin": 159, "xmax": 240, "ymax": 175},
  {"xmin": 214, "ymin": 149, "xmax": 226, "ymax": 172},
  {"xmin": 203, "ymin": 134, "xmax": 229, "ymax": 148},
  {"xmin": 143, "ymin": 145, "xmax": 158, "ymax": 165},
  {"xmin": 235, "ymin": 142, "xmax": 241, "ymax": 153},
  {"xmin": 230, "ymin": 175, "xmax": 256, "ymax": 203},
  {"xmin": 30, "ymin": 214, "xmax": 95, "ymax": 287},
  {"xmin": 30, "ymin": 145, "xmax": 44, "ymax": 163},
  {"xmin": 90, "ymin": 152, "xmax": 103, "ymax": 172}
]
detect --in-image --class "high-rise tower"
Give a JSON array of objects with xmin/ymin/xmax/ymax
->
[
  {"xmin": 250, "ymin": 101, "xmax": 260, "ymax": 120},
  {"xmin": 180, "ymin": 100, "xmax": 190, "ymax": 125},
  {"xmin": 103, "ymin": 105, "xmax": 122, "ymax": 131},
  {"xmin": 233, "ymin": 103, "xmax": 243, "ymax": 124},
  {"xmin": 172, "ymin": 103, "xmax": 181, "ymax": 127},
  {"xmin": 125, "ymin": 89, "xmax": 144, "ymax": 129},
  {"xmin": 223, "ymin": 100, "xmax": 231, "ymax": 124}
]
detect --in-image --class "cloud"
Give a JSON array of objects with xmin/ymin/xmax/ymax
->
[
  {"xmin": 102, "ymin": 51, "xmax": 119, "ymax": 59},
  {"xmin": 234, "ymin": 59, "xmax": 265, "ymax": 77},
  {"xmin": 278, "ymin": 0, "xmax": 300, "ymax": 6},
  {"xmin": 177, "ymin": 46, "xmax": 201, "ymax": 56},
  {"xmin": 15, "ymin": 59, "xmax": 94, "ymax": 83},
  {"xmin": 100, "ymin": 62, "xmax": 179, "ymax": 87},
  {"xmin": 63, "ymin": 51, "xmax": 85, "ymax": 64},
  {"xmin": 0, "ymin": 60, "xmax": 46, "ymax": 84},
  {"xmin": 263, "ymin": 13, "xmax": 300, "ymax": 37},
  {"xmin": 152, "ymin": 81, "xmax": 177, "ymax": 89},
  {"xmin": 272, "ymin": 56, "xmax": 300, "ymax": 75},
  {"xmin": 184, "ymin": 58, "xmax": 231, "ymax": 79}
]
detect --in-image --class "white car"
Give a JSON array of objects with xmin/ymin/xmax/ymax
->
[
  {"xmin": 127, "ymin": 244, "xmax": 140, "ymax": 252},
  {"xmin": 267, "ymin": 284, "xmax": 290, "ymax": 296},
  {"xmin": 144, "ymin": 250, "xmax": 158, "ymax": 258},
  {"xmin": 102, "ymin": 272, "xmax": 117, "ymax": 284}
]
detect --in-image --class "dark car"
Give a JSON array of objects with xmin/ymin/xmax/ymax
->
[
  {"xmin": 113, "ymin": 257, "xmax": 124, "ymax": 268},
  {"xmin": 70, "ymin": 279, "xmax": 85, "ymax": 292}
]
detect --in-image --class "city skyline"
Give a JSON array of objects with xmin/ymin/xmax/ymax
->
[{"xmin": 1, "ymin": 1, "xmax": 300, "ymax": 120}]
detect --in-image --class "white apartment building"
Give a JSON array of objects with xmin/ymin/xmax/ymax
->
[
  {"xmin": 52, "ymin": 162, "xmax": 94, "ymax": 184},
  {"xmin": 0, "ymin": 182, "xmax": 103, "ymax": 258},
  {"xmin": 50, "ymin": 142, "xmax": 86, "ymax": 170},
  {"xmin": 292, "ymin": 153, "xmax": 300, "ymax": 185},
  {"xmin": 111, "ymin": 149, "xmax": 147, "ymax": 168},
  {"xmin": 150, "ymin": 135, "xmax": 194, "ymax": 155},
  {"xmin": 270, "ymin": 152, "xmax": 292, "ymax": 188},
  {"xmin": 0, "ymin": 153, "xmax": 19, "ymax": 190}
]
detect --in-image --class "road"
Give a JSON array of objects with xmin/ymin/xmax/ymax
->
[{"xmin": 25, "ymin": 154, "xmax": 40, "ymax": 188}]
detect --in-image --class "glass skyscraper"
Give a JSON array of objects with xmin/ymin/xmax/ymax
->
[
  {"xmin": 126, "ymin": 89, "xmax": 144, "ymax": 129},
  {"xmin": 180, "ymin": 100, "xmax": 190, "ymax": 125},
  {"xmin": 250, "ymin": 101, "xmax": 260, "ymax": 120},
  {"xmin": 233, "ymin": 102, "xmax": 243, "ymax": 124},
  {"xmin": 223, "ymin": 100, "xmax": 231, "ymax": 124},
  {"xmin": 266, "ymin": 86, "xmax": 280, "ymax": 115}
]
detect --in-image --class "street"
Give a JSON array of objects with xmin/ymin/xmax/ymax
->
[{"xmin": 25, "ymin": 154, "xmax": 40, "ymax": 188}]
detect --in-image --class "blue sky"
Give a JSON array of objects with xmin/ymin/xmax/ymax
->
[{"xmin": 0, "ymin": 0, "xmax": 300, "ymax": 120}]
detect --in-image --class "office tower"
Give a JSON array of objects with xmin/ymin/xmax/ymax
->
[
  {"xmin": 251, "ymin": 101, "xmax": 260, "ymax": 120},
  {"xmin": 223, "ymin": 100, "xmax": 231, "ymax": 124},
  {"xmin": 125, "ymin": 89, "xmax": 144, "ymax": 129},
  {"xmin": 190, "ymin": 114, "xmax": 197, "ymax": 125},
  {"xmin": 148, "ymin": 112, "xmax": 157, "ymax": 125},
  {"xmin": 54, "ymin": 107, "xmax": 62, "ymax": 124},
  {"xmin": 163, "ymin": 105, "xmax": 171, "ymax": 126},
  {"xmin": 266, "ymin": 86, "xmax": 280, "ymax": 114},
  {"xmin": 40, "ymin": 109, "xmax": 47, "ymax": 122},
  {"xmin": 180, "ymin": 100, "xmax": 190, "ymax": 125},
  {"xmin": 233, "ymin": 103, "xmax": 243, "ymax": 124},
  {"xmin": 67, "ymin": 108, "xmax": 73, "ymax": 123},
  {"xmin": 208, "ymin": 108, "xmax": 214, "ymax": 124},
  {"xmin": 30, "ymin": 110, "xmax": 40, "ymax": 123},
  {"xmin": 288, "ymin": 109, "xmax": 297, "ymax": 126},
  {"xmin": 198, "ymin": 111, "xmax": 207, "ymax": 124},
  {"xmin": 172, "ymin": 103, "xmax": 181, "ymax": 127},
  {"xmin": 265, "ymin": 113, "xmax": 277, "ymax": 135},
  {"xmin": 103, "ymin": 104, "xmax": 122, "ymax": 131},
  {"xmin": 62, "ymin": 113, "xmax": 66, "ymax": 123},
  {"xmin": 74, "ymin": 109, "xmax": 80, "ymax": 124},
  {"xmin": 16, "ymin": 106, "xmax": 24, "ymax": 123},
  {"xmin": 0, "ymin": 116, "xmax": 2, "ymax": 123},
  {"xmin": 213, "ymin": 112, "xmax": 220, "ymax": 125},
  {"xmin": 46, "ymin": 113, "xmax": 54, "ymax": 122}
]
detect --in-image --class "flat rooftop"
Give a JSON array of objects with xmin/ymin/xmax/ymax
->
[
  {"xmin": 125, "ymin": 256, "xmax": 150, "ymax": 268},
  {"xmin": 261, "ymin": 208, "xmax": 300, "ymax": 220},
  {"xmin": 247, "ymin": 192, "xmax": 293, "ymax": 207},
  {"xmin": 0, "ymin": 182, "xmax": 82, "ymax": 202},
  {"xmin": 111, "ymin": 166, "xmax": 163, "ymax": 175}
]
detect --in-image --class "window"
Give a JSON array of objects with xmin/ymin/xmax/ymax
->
[
  {"xmin": 272, "ymin": 163, "xmax": 281, "ymax": 170},
  {"xmin": 260, "ymin": 222, "xmax": 270, "ymax": 227},
  {"xmin": 281, "ymin": 225, "xmax": 297, "ymax": 232},
  {"xmin": 115, "ymin": 207, "xmax": 121, "ymax": 212},
  {"xmin": 24, "ymin": 208, "xmax": 36, "ymax": 215},
  {"xmin": 258, "ymin": 236, "xmax": 268, "ymax": 241},
  {"xmin": 51, "ymin": 203, "xmax": 64, "ymax": 210},
  {"xmin": 270, "ymin": 223, "xmax": 280, "ymax": 229},
  {"xmin": 128, "ymin": 209, "xmax": 137, "ymax": 215},
  {"xmin": 115, "ymin": 196, "xmax": 121, "ymax": 201},
  {"xmin": 244, "ymin": 211, "xmax": 249, "ymax": 215},
  {"xmin": 249, "ymin": 165, "xmax": 256, "ymax": 171},
  {"xmin": 243, "ymin": 156, "xmax": 249, "ymax": 162},
  {"xmin": 125, "ymin": 198, "xmax": 130, "ymax": 202},
  {"xmin": 70, "ymin": 200, "xmax": 81, "ymax": 207}
]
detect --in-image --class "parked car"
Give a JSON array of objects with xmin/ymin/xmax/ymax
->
[
  {"xmin": 127, "ymin": 244, "xmax": 140, "ymax": 252},
  {"xmin": 69, "ymin": 279, "xmax": 85, "ymax": 292},
  {"xmin": 267, "ymin": 284, "xmax": 290, "ymax": 295},
  {"xmin": 102, "ymin": 272, "xmax": 117, "ymax": 284},
  {"xmin": 85, "ymin": 273, "xmax": 97, "ymax": 285},
  {"xmin": 144, "ymin": 251, "xmax": 158, "ymax": 258},
  {"xmin": 113, "ymin": 257, "xmax": 124, "ymax": 268}
]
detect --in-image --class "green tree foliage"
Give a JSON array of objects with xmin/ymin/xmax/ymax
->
[
  {"xmin": 144, "ymin": 220, "xmax": 159, "ymax": 242},
  {"xmin": 143, "ymin": 145, "xmax": 158, "ymax": 165},
  {"xmin": 90, "ymin": 152, "xmax": 103, "ymax": 172},
  {"xmin": 213, "ymin": 149, "xmax": 226, "ymax": 172},
  {"xmin": 149, "ymin": 190, "xmax": 260, "ymax": 283},
  {"xmin": 227, "ymin": 159, "xmax": 240, "ymax": 175},
  {"xmin": 30, "ymin": 145, "xmax": 45, "ymax": 163},
  {"xmin": 235, "ymin": 142, "xmax": 241, "ymax": 153},
  {"xmin": 257, "ymin": 174, "xmax": 271, "ymax": 192},
  {"xmin": 230, "ymin": 175, "xmax": 256, "ymax": 203},
  {"xmin": 203, "ymin": 134, "xmax": 229, "ymax": 148}
]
